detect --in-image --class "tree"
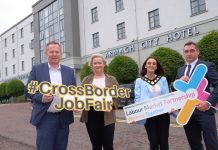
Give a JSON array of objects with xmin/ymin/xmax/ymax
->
[
  {"xmin": 6, "ymin": 80, "xmax": 24, "ymax": 97},
  {"xmin": 107, "ymin": 55, "xmax": 138, "ymax": 84},
  {"xmin": 80, "ymin": 62, "xmax": 92, "ymax": 81},
  {"xmin": 198, "ymin": 30, "xmax": 218, "ymax": 69},
  {"xmin": 0, "ymin": 83, "xmax": 10, "ymax": 103},
  {"xmin": 151, "ymin": 47, "xmax": 184, "ymax": 84}
]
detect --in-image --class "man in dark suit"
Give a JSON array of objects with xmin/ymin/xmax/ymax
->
[
  {"xmin": 175, "ymin": 41, "xmax": 218, "ymax": 150},
  {"xmin": 25, "ymin": 41, "xmax": 76, "ymax": 150}
]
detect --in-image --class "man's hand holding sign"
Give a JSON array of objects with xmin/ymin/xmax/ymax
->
[{"xmin": 174, "ymin": 64, "xmax": 218, "ymax": 125}]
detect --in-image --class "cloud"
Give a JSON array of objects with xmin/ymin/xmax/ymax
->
[{"xmin": 0, "ymin": 0, "xmax": 37, "ymax": 34}]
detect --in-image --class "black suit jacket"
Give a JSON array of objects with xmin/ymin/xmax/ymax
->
[{"xmin": 175, "ymin": 60, "xmax": 218, "ymax": 114}]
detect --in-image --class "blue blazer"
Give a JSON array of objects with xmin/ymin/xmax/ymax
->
[
  {"xmin": 175, "ymin": 60, "xmax": 218, "ymax": 114},
  {"xmin": 25, "ymin": 63, "xmax": 76, "ymax": 127},
  {"xmin": 134, "ymin": 76, "xmax": 169, "ymax": 103}
]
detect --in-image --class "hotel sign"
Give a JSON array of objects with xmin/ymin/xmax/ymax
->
[
  {"xmin": 167, "ymin": 26, "xmax": 199, "ymax": 42},
  {"xmin": 105, "ymin": 26, "xmax": 200, "ymax": 59},
  {"xmin": 105, "ymin": 44, "xmax": 135, "ymax": 59},
  {"xmin": 139, "ymin": 26, "xmax": 199, "ymax": 49},
  {"xmin": 140, "ymin": 37, "xmax": 159, "ymax": 49}
]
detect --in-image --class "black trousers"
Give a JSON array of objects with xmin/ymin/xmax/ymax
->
[
  {"xmin": 144, "ymin": 113, "xmax": 170, "ymax": 150},
  {"xmin": 86, "ymin": 107, "xmax": 115, "ymax": 150},
  {"xmin": 184, "ymin": 112, "xmax": 218, "ymax": 150}
]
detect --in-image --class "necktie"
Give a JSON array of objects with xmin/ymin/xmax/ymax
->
[{"xmin": 186, "ymin": 64, "xmax": 191, "ymax": 77}]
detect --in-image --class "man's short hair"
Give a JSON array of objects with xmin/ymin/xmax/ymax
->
[
  {"xmin": 46, "ymin": 41, "xmax": 60, "ymax": 48},
  {"xmin": 45, "ymin": 41, "xmax": 61, "ymax": 53},
  {"xmin": 184, "ymin": 41, "xmax": 199, "ymax": 51}
]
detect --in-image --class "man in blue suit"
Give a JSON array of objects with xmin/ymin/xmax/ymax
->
[
  {"xmin": 25, "ymin": 41, "xmax": 76, "ymax": 150},
  {"xmin": 175, "ymin": 41, "xmax": 218, "ymax": 150}
]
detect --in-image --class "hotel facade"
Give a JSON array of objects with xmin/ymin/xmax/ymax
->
[{"xmin": 0, "ymin": 14, "xmax": 35, "ymax": 84}]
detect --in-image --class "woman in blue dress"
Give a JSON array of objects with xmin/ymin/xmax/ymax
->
[{"xmin": 134, "ymin": 56, "xmax": 170, "ymax": 150}]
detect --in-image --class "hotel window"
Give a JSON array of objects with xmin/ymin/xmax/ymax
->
[
  {"xmin": 21, "ymin": 61, "xmax": 25, "ymax": 71},
  {"xmin": 20, "ymin": 28, "xmax": 24, "ymax": 38},
  {"xmin": 148, "ymin": 9, "xmax": 160, "ymax": 29},
  {"xmin": 5, "ymin": 53, "xmax": 7, "ymax": 62},
  {"xmin": 4, "ymin": 38, "xmax": 7, "ymax": 47},
  {"xmin": 12, "ymin": 34, "xmax": 15, "ymax": 43},
  {"xmin": 32, "ymin": 57, "xmax": 35, "ymax": 66},
  {"xmin": 117, "ymin": 22, "xmax": 126, "ymax": 40},
  {"xmin": 190, "ymin": 0, "xmax": 206, "ymax": 15},
  {"xmin": 30, "ymin": 39, "xmax": 34, "ymax": 49},
  {"xmin": 13, "ymin": 64, "xmax": 16, "ymax": 74},
  {"xmin": 12, "ymin": 49, "xmax": 15, "ymax": 58},
  {"xmin": 91, "ymin": 7, "xmax": 98, "ymax": 23},
  {"xmin": 30, "ymin": 22, "xmax": 34, "ymax": 32},
  {"xmin": 5, "ymin": 67, "xmax": 8, "ymax": 77},
  {"xmin": 115, "ymin": 0, "xmax": 124, "ymax": 12},
  {"xmin": 92, "ymin": 32, "xmax": 100, "ymax": 48},
  {"xmin": 39, "ymin": 0, "xmax": 65, "ymax": 63},
  {"xmin": 21, "ymin": 44, "xmax": 24, "ymax": 54}
]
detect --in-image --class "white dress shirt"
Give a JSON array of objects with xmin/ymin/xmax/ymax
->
[
  {"xmin": 184, "ymin": 58, "xmax": 198, "ymax": 77},
  {"xmin": 47, "ymin": 63, "xmax": 62, "ymax": 112},
  {"xmin": 92, "ymin": 77, "xmax": 111, "ymax": 101},
  {"xmin": 92, "ymin": 77, "xmax": 105, "ymax": 88}
]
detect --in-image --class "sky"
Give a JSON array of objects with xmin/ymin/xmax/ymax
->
[{"xmin": 0, "ymin": 0, "xmax": 38, "ymax": 34}]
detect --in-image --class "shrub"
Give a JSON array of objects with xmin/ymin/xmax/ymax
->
[
  {"xmin": 107, "ymin": 55, "xmax": 138, "ymax": 84},
  {"xmin": 198, "ymin": 30, "xmax": 218, "ymax": 69},
  {"xmin": 0, "ymin": 83, "xmax": 9, "ymax": 100},
  {"xmin": 151, "ymin": 47, "xmax": 184, "ymax": 84},
  {"xmin": 80, "ymin": 62, "xmax": 92, "ymax": 81},
  {"xmin": 12, "ymin": 95, "xmax": 26, "ymax": 103},
  {"xmin": 6, "ymin": 80, "xmax": 24, "ymax": 97}
]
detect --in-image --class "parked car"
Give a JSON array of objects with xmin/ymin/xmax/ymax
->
[{"xmin": 117, "ymin": 83, "xmax": 135, "ymax": 108}]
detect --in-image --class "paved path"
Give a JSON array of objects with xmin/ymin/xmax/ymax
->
[{"xmin": 0, "ymin": 103, "xmax": 217, "ymax": 150}]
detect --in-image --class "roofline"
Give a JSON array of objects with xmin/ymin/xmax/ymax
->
[
  {"xmin": 0, "ymin": 13, "xmax": 33, "ymax": 36},
  {"xmin": 32, "ymin": 0, "xmax": 43, "ymax": 8}
]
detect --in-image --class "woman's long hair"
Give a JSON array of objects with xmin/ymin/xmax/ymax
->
[{"xmin": 140, "ymin": 56, "xmax": 165, "ymax": 77}]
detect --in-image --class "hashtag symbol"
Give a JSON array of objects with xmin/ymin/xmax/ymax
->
[{"xmin": 28, "ymin": 80, "xmax": 39, "ymax": 94}]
